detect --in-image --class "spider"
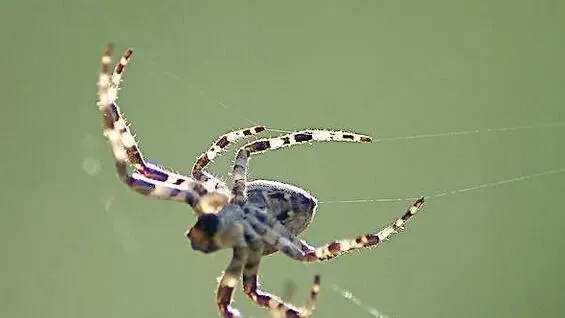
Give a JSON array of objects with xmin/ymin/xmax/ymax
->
[{"xmin": 96, "ymin": 43, "xmax": 425, "ymax": 318}]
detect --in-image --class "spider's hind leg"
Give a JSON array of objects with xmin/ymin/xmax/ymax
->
[
  {"xmin": 231, "ymin": 129, "xmax": 372, "ymax": 205},
  {"xmin": 242, "ymin": 240, "xmax": 321, "ymax": 318},
  {"xmin": 278, "ymin": 198, "xmax": 425, "ymax": 262},
  {"xmin": 268, "ymin": 275, "xmax": 321, "ymax": 318}
]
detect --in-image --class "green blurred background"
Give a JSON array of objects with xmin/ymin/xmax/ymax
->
[{"xmin": 1, "ymin": 1, "xmax": 564, "ymax": 317}]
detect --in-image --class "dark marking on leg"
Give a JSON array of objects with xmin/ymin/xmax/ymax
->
[
  {"xmin": 109, "ymin": 103, "xmax": 120, "ymax": 122},
  {"xmin": 327, "ymin": 242, "xmax": 341, "ymax": 255},
  {"xmin": 127, "ymin": 178, "xmax": 156, "ymax": 196},
  {"xmin": 366, "ymin": 234, "xmax": 380, "ymax": 246},
  {"xmin": 254, "ymin": 126, "xmax": 266, "ymax": 133},
  {"xmin": 140, "ymin": 165, "xmax": 169, "ymax": 182},
  {"xmin": 216, "ymin": 285, "xmax": 236, "ymax": 317},
  {"xmin": 192, "ymin": 170, "xmax": 210, "ymax": 183},
  {"xmin": 246, "ymin": 140, "xmax": 270, "ymax": 153},
  {"xmin": 193, "ymin": 183, "xmax": 209, "ymax": 196},
  {"xmin": 216, "ymin": 136, "xmax": 230, "ymax": 148},
  {"xmin": 294, "ymin": 133, "xmax": 313, "ymax": 142},
  {"xmin": 194, "ymin": 156, "xmax": 211, "ymax": 172},
  {"xmin": 114, "ymin": 49, "xmax": 133, "ymax": 74}
]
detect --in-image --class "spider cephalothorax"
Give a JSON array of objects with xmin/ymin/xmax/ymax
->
[
  {"xmin": 96, "ymin": 43, "xmax": 425, "ymax": 318},
  {"xmin": 188, "ymin": 213, "xmax": 222, "ymax": 253}
]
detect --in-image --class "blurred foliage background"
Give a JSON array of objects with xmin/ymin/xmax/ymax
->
[{"xmin": 1, "ymin": 1, "xmax": 564, "ymax": 317}]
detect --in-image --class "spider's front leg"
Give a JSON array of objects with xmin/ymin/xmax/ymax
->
[
  {"xmin": 242, "ymin": 239, "xmax": 320, "ymax": 318},
  {"xmin": 97, "ymin": 44, "xmax": 208, "ymax": 209},
  {"xmin": 231, "ymin": 130, "xmax": 372, "ymax": 205},
  {"xmin": 191, "ymin": 126, "xmax": 266, "ymax": 193}
]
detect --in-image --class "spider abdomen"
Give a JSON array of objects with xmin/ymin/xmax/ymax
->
[{"xmin": 246, "ymin": 180, "xmax": 317, "ymax": 255}]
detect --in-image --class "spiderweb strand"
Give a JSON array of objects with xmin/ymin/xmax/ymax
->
[
  {"xmin": 331, "ymin": 283, "xmax": 390, "ymax": 318},
  {"xmin": 158, "ymin": 67, "xmax": 296, "ymax": 135},
  {"xmin": 320, "ymin": 167, "xmax": 565, "ymax": 205},
  {"xmin": 266, "ymin": 127, "xmax": 294, "ymax": 133},
  {"xmin": 426, "ymin": 167, "xmax": 565, "ymax": 199},
  {"xmin": 372, "ymin": 121, "xmax": 565, "ymax": 143},
  {"xmin": 146, "ymin": 62, "xmax": 263, "ymax": 127}
]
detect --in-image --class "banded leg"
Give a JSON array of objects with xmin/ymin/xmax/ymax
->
[
  {"xmin": 278, "ymin": 198, "xmax": 425, "ymax": 262},
  {"xmin": 216, "ymin": 247, "xmax": 249, "ymax": 318},
  {"xmin": 191, "ymin": 126, "xmax": 266, "ymax": 193},
  {"xmin": 97, "ymin": 44, "xmax": 207, "ymax": 209},
  {"xmin": 242, "ymin": 242, "xmax": 320, "ymax": 318},
  {"xmin": 98, "ymin": 44, "xmax": 180, "ymax": 182},
  {"xmin": 231, "ymin": 130, "xmax": 372, "ymax": 204}
]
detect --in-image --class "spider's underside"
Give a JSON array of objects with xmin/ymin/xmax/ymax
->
[{"xmin": 96, "ymin": 43, "xmax": 425, "ymax": 318}]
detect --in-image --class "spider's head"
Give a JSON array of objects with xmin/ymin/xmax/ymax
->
[
  {"xmin": 187, "ymin": 194, "xmax": 245, "ymax": 254},
  {"xmin": 186, "ymin": 213, "xmax": 221, "ymax": 254},
  {"xmin": 186, "ymin": 203, "xmax": 246, "ymax": 254}
]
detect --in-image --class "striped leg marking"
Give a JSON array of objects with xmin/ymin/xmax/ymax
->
[
  {"xmin": 192, "ymin": 126, "xmax": 266, "ymax": 173},
  {"xmin": 231, "ymin": 130, "xmax": 372, "ymax": 204},
  {"xmin": 243, "ymin": 245, "xmax": 320, "ymax": 318},
  {"xmin": 216, "ymin": 247, "xmax": 249, "ymax": 318},
  {"xmin": 278, "ymin": 198, "xmax": 425, "ymax": 262},
  {"xmin": 251, "ymin": 275, "xmax": 320, "ymax": 318},
  {"xmin": 192, "ymin": 126, "xmax": 265, "ymax": 193},
  {"xmin": 97, "ymin": 44, "xmax": 207, "ymax": 209}
]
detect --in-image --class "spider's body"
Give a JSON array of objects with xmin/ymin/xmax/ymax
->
[
  {"xmin": 188, "ymin": 180, "xmax": 317, "ymax": 256},
  {"xmin": 96, "ymin": 43, "xmax": 425, "ymax": 318}
]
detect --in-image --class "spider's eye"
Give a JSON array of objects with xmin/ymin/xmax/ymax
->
[{"xmin": 187, "ymin": 214, "xmax": 220, "ymax": 253}]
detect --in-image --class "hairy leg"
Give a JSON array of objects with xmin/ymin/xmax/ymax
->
[
  {"xmin": 216, "ymin": 246, "xmax": 249, "ymax": 318},
  {"xmin": 276, "ymin": 198, "xmax": 425, "ymax": 262},
  {"xmin": 97, "ymin": 44, "xmax": 207, "ymax": 209},
  {"xmin": 242, "ymin": 241, "xmax": 320, "ymax": 318},
  {"xmin": 231, "ymin": 130, "xmax": 372, "ymax": 204},
  {"xmin": 191, "ymin": 126, "xmax": 265, "ymax": 193}
]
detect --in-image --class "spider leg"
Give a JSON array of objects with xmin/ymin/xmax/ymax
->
[
  {"xmin": 98, "ymin": 44, "xmax": 182, "ymax": 182},
  {"xmin": 97, "ymin": 44, "xmax": 209, "ymax": 209},
  {"xmin": 242, "ymin": 241, "xmax": 320, "ymax": 318},
  {"xmin": 192, "ymin": 126, "xmax": 266, "ymax": 193},
  {"xmin": 231, "ymin": 130, "xmax": 372, "ymax": 204},
  {"xmin": 216, "ymin": 246, "xmax": 249, "ymax": 318},
  {"xmin": 277, "ymin": 198, "xmax": 425, "ymax": 262},
  {"xmin": 192, "ymin": 126, "xmax": 266, "ymax": 173}
]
